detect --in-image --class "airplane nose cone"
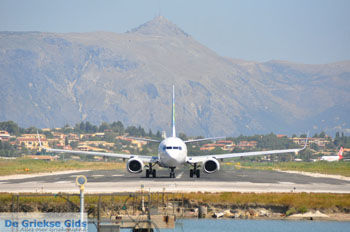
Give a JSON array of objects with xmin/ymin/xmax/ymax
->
[{"xmin": 166, "ymin": 150, "xmax": 178, "ymax": 160}]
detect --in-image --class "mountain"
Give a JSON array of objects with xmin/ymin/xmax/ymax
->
[{"xmin": 0, "ymin": 16, "xmax": 349, "ymax": 136}]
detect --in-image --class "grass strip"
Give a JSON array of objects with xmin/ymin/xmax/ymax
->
[
  {"xmin": 235, "ymin": 161, "xmax": 350, "ymax": 177},
  {"xmin": 0, "ymin": 158, "xmax": 124, "ymax": 176},
  {"xmin": 1, "ymin": 192, "xmax": 349, "ymax": 211}
]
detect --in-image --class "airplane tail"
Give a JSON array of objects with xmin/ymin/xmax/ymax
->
[
  {"xmin": 338, "ymin": 147, "xmax": 344, "ymax": 160},
  {"xmin": 37, "ymin": 130, "xmax": 42, "ymax": 148},
  {"xmin": 172, "ymin": 85, "xmax": 176, "ymax": 137}
]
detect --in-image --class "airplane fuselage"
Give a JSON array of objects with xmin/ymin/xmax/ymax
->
[
  {"xmin": 158, "ymin": 137, "xmax": 187, "ymax": 168},
  {"xmin": 320, "ymin": 156, "xmax": 340, "ymax": 162}
]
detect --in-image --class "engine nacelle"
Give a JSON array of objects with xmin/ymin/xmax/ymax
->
[
  {"xmin": 127, "ymin": 158, "xmax": 144, "ymax": 173},
  {"xmin": 203, "ymin": 158, "xmax": 220, "ymax": 174}
]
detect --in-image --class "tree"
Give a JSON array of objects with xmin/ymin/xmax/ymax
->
[
  {"xmin": 24, "ymin": 126, "xmax": 38, "ymax": 134},
  {"xmin": 99, "ymin": 122, "xmax": 110, "ymax": 132},
  {"xmin": 148, "ymin": 129, "xmax": 153, "ymax": 137},
  {"xmin": 0, "ymin": 121, "xmax": 21, "ymax": 135},
  {"xmin": 335, "ymin": 132, "xmax": 340, "ymax": 139},
  {"xmin": 178, "ymin": 133, "xmax": 187, "ymax": 141},
  {"xmin": 111, "ymin": 121, "xmax": 124, "ymax": 134},
  {"xmin": 319, "ymin": 131, "xmax": 326, "ymax": 138}
]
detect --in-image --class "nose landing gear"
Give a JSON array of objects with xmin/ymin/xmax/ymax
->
[{"xmin": 169, "ymin": 167, "xmax": 176, "ymax": 178}]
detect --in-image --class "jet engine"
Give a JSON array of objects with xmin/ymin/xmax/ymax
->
[
  {"xmin": 127, "ymin": 158, "xmax": 144, "ymax": 173},
  {"xmin": 203, "ymin": 158, "xmax": 220, "ymax": 174}
]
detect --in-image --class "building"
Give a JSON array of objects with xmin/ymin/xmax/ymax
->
[
  {"xmin": 21, "ymin": 134, "xmax": 46, "ymax": 139},
  {"xmin": 200, "ymin": 140, "xmax": 235, "ymax": 151},
  {"xmin": 0, "ymin": 131, "xmax": 10, "ymax": 141},
  {"xmin": 277, "ymin": 134, "xmax": 287, "ymax": 138},
  {"xmin": 116, "ymin": 136, "xmax": 147, "ymax": 148},
  {"xmin": 237, "ymin": 141, "xmax": 258, "ymax": 149},
  {"xmin": 291, "ymin": 137, "xmax": 330, "ymax": 148},
  {"xmin": 200, "ymin": 144, "xmax": 220, "ymax": 151},
  {"xmin": 16, "ymin": 134, "xmax": 49, "ymax": 151},
  {"xmin": 216, "ymin": 140, "xmax": 235, "ymax": 150}
]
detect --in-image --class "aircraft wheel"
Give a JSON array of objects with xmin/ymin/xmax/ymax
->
[
  {"xmin": 146, "ymin": 170, "xmax": 150, "ymax": 178},
  {"xmin": 190, "ymin": 169, "xmax": 194, "ymax": 178},
  {"xmin": 196, "ymin": 169, "xmax": 200, "ymax": 178},
  {"xmin": 152, "ymin": 169, "xmax": 156, "ymax": 178}
]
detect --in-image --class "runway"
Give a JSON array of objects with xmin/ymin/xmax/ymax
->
[{"xmin": 0, "ymin": 168, "xmax": 350, "ymax": 193}]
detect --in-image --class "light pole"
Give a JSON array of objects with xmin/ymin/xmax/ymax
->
[{"xmin": 76, "ymin": 175, "xmax": 87, "ymax": 229}]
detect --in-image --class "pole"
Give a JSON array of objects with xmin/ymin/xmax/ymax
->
[
  {"xmin": 80, "ymin": 188, "xmax": 84, "ymax": 224},
  {"xmin": 141, "ymin": 184, "xmax": 145, "ymax": 213}
]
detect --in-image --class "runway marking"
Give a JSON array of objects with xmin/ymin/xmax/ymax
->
[
  {"xmin": 112, "ymin": 174, "xmax": 124, "ymax": 177},
  {"xmin": 92, "ymin": 175, "xmax": 104, "ymax": 177},
  {"xmin": 54, "ymin": 181, "xmax": 71, "ymax": 184},
  {"xmin": 176, "ymin": 171, "xmax": 184, "ymax": 179}
]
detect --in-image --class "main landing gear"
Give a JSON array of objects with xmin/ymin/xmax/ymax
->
[
  {"xmin": 169, "ymin": 167, "xmax": 176, "ymax": 178},
  {"xmin": 190, "ymin": 163, "xmax": 200, "ymax": 178},
  {"xmin": 145, "ymin": 163, "xmax": 156, "ymax": 178}
]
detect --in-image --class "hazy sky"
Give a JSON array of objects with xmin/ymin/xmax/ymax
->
[{"xmin": 0, "ymin": 0, "xmax": 349, "ymax": 64}]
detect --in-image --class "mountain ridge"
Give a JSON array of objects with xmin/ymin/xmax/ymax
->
[{"xmin": 0, "ymin": 17, "xmax": 349, "ymax": 136}]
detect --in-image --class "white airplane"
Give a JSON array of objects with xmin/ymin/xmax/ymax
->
[
  {"xmin": 39, "ymin": 86, "xmax": 306, "ymax": 178},
  {"xmin": 320, "ymin": 147, "xmax": 344, "ymax": 162}
]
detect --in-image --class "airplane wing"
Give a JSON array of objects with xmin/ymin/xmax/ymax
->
[
  {"xmin": 187, "ymin": 145, "xmax": 306, "ymax": 164},
  {"xmin": 37, "ymin": 131, "xmax": 157, "ymax": 163},
  {"xmin": 126, "ymin": 137, "xmax": 161, "ymax": 143},
  {"xmin": 45, "ymin": 148, "xmax": 157, "ymax": 163}
]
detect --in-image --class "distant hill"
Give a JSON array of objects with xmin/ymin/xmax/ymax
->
[{"xmin": 0, "ymin": 16, "xmax": 349, "ymax": 136}]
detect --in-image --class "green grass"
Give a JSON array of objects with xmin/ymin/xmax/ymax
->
[
  {"xmin": 1, "ymin": 193, "xmax": 349, "ymax": 212},
  {"xmin": 181, "ymin": 192, "xmax": 350, "ymax": 209},
  {"xmin": 236, "ymin": 161, "xmax": 350, "ymax": 177},
  {"xmin": 0, "ymin": 158, "xmax": 125, "ymax": 176}
]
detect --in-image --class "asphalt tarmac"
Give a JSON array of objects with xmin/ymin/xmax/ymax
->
[
  {"xmin": 0, "ymin": 168, "xmax": 349, "ymax": 193},
  {"xmin": 0, "ymin": 169, "xmax": 350, "ymax": 193}
]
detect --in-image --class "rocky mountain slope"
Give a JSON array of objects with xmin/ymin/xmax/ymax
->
[{"xmin": 0, "ymin": 16, "xmax": 349, "ymax": 136}]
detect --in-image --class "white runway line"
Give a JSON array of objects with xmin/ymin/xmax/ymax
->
[
  {"xmin": 176, "ymin": 171, "xmax": 184, "ymax": 179},
  {"xmin": 54, "ymin": 181, "xmax": 71, "ymax": 184},
  {"xmin": 112, "ymin": 174, "xmax": 124, "ymax": 177},
  {"xmin": 0, "ymin": 170, "xmax": 90, "ymax": 181}
]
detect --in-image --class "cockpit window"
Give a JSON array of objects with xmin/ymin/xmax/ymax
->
[
  {"xmin": 164, "ymin": 146, "xmax": 182, "ymax": 150},
  {"xmin": 163, "ymin": 146, "xmax": 182, "ymax": 151}
]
